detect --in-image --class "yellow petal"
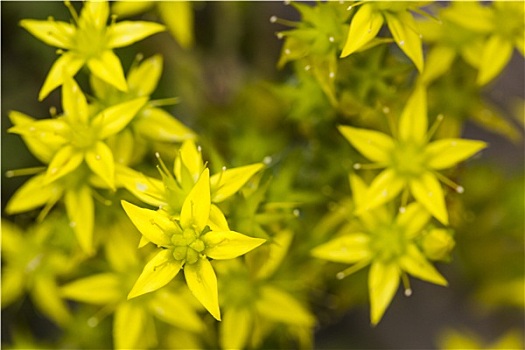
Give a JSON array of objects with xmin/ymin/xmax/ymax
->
[
  {"xmin": 420, "ymin": 45, "xmax": 456, "ymax": 84},
  {"xmin": 85, "ymin": 141, "xmax": 115, "ymax": 190},
  {"xmin": 398, "ymin": 86, "xmax": 427, "ymax": 144},
  {"xmin": 341, "ymin": 4, "xmax": 384, "ymax": 57},
  {"xmin": 148, "ymin": 289, "xmax": 204, "ymax": 332},
  {"xmin": 210, "ymin": 163, "xmax": 264, "ymax": 203},
  {"xmin": 158, "ymin": 1, "xmax": 194, "ymax": 48},
  {"xmin": 60, "ymin": 273, "xmax": 122, "ymax": 304},
  {"xmin": 409, "ymin": 171, "xmax": 448, "ymax": 225},
  {"xmin": 180, "ymin": 168, "xmax": 210, "ymax": 232},
  {"xmin": 398, "ymin": 244, "xmax": 448, "ymax": 286},
  {"xmin": 174, "ymin": 140, "xmax": 204, "ymax": 184},
  {"xmin": 62, "ymin": 77, "xmax": 89, "ymax": 124},
  {"xmin": 255, "ymin": 285, "xmax": 315, "ymax": 326},
  {"xmin": 111, "ymin": 1, "xmax": 154, "ymax": 17},
  {"xmin": 87, "ymin": 50, "xmax": 128, "ymax": 92},
  {"xmin": 39, "ymin": 52, "xmax": 85, "ymax": 101},
  {"xmin": 384, "ymin": 11, "xmax": 424, "ymax": 72},
  {"xmin": 477, "ymin": 35, "xmax": 514, "ymax": 86},
  {"xmin": 184, "ymin": 258, "xmax": 221, "ymax": 320},
  {"xmin": 19, "ymin": 19, "xmax": 75, "ymax": 49},
  {"xmin": 127, "ymin": 54, "xmax": 163, "ymax": 96},
  {"xmin": 357, "ymin": 168, "xmax": 405, "ymax": 213},
  {"xmin": 220, "ymin": 307, "xmax": 252, "ymax": 350},
  {"xmin": 5, "ymin": 173, "xmax": 62, "ymax": 215},
  {"xmin": 208, "ymin": 204, "xmax": 229, "ymax": 231},
  {"xmin": 128, "ymin": 249, "xmax": 183, "ymax": 299},
  {"xmin": 45, "ymin": 145, "xmax": 83, "ymax": 184},
  {"xmin": 93, "ymin": 97, "xmax": 148, "ymax": 140},
  {"xmin": 64, "ymin": 186, "xmax": 94, "ymax": 255},
  {"xmin": 116, "ymin": 166, "xmax": 166, "ymax": 208},
  {"xmin": 121, "ymin": 201, "xmax": 175, "ymax": 247},
  {"xmin": 114, "ymin": 301, "xmax": 148, "ymax": 350},
  {"xmin": 368, "ymin": 261, "xmax": 400, "ymax": 325},
  {"xmin": 134, "ymin": 108, "xmax": 195, "ymax": 142},
  {"xmin": 203, "ymin": 230, "xmax": 266, "ymax": 260},
  {"xmin": 425, "ymin": 138, "xmax": 487, "ymax": 170},
  {"xmin": 80, "ymin": 0, "xmax": 109, "ymax": 29},
  {"xmin": 106, "ymin": 21, "xmax": 165, "ymax": 48},
  {"xmin": 395, "ymin": 202, "xmax": 430, "ymax": 239},
  {"xmin": 311, "ymin": 233, "xmax": 371, "ymax": 264},
  {"xmin": 1, "ymin": 269, "xmax": 24, "ymax": 307},
  {"xmin": 338, "ymin": 125, "xmax": 395, "ymax": 163},
  {"xmin": 32, "ymin": 276, "xmax": 72, "ymax": 326}
]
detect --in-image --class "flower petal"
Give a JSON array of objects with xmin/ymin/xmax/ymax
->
[
  {"xmin": 341, "ymin": 4, "xmax": 384, "ymax": 57},
  {"xmin": 368, "ymin": 261, "xmax": 400, "ymax": 325},
  {"xmin": 338, "ymin": 125, "xmax": 395, "ymax": 163},
  {"xmin": 5, "ymin": 173, "xmax": 62, "ymax": 215},
  {"xmin": 127, "ymin": 54, "xmax": 163, "ymax": 97},
  {"xmin": 114, "ymin": 301, "xmax": 149, "ymax": 350},
  {"xmin": 158, "ymin": 1, "xmax": 194, "ymax": 48},
  {"xmin": 121, "ymin": 201, "xmax": 175, "ymax": 247},
  {"xmin": 174, "ymin": 140, "xmax": 204, "ymax": 185},
  {"xmin": 106, "ymin": 21, "xmax": 165, "ymax": 48},
  {"xmin": 420, "ymin": 45, "xmax": 456, "ymax": 84},
  {"xmin": 32, "ymin": 276, "xmax": 71, "ymax": 326},
  {"xmin": 80, "ymin": 0, "xmax": 110, "ymax": 29},
  {"xmin": 116, "ymin": 166, "xmax": 166, "ymax": 208},
  {"xmin": 19, "ymin": 19, "xmax": 75, "ymax": 49},
  {"xmin": 409, "ymin": 171, "xmax": 448, "ymax": 225},
  {"xmin": 85, "ymin": 141, "xmax": 116, "ymax": 190},
  {"xmin": 39, "ymin": 52, "xmax": 85, "ymax": 101},
  {"xmin": 398, "ymin": 86, "xmax": 427, "ymax": 144},
  {"xmin": 180, "ymin": 168, "xmax": 210, "ymax": 232},
  {"xmin": 62, "ymin": 77, "xmax": 89, "ymax": 124},
  {"xmin": 134, "ymin": 108, "xmax": 195, "ymax": 142},
  {"xmin": 357, "ymin": 168, "xmax": 405, "ymax": 213},
  {"xmin": 184, "ymin": 257, "xmax": 221, "ymax": 320},
  {"xmin": 64, "ymin": 186, "xmax": 94, "ymax": 255},
  {"xmin": 425, "ymin": 138, "xmax": 487, "ymax": 170},
  {"xmin": 255, "ymin": 285, "xmax": 315, "ymax": 326},
  {"xmin": 398, "ymin": 244, "xmax": 448, "ymax": 286},
  {"xmin": 93, "ymin": 97, "xmax": 148, "ymax": 140},
  {"xmin": 148, "ymin": 289, "xmax": 204, "ymax": 332},
  {"xmin": 128, "ymin": 249, "xmax": 183, "ymax": 299},
  {"xmin": 210, "ymin": 163, "xmax": 264, "ymax": 203},
  {"xmin": 87, "ymin": 50, "xmax": 128, "ymax": 92},
  {"xmin": 395, "ymin": 202, "xmax": 430, "ymax": 239},
  {"xmin": 208, "ymin": 204, "xmax": 229, "ymax": 231},
  {"xmin": 311, "ymin": 233, "xmax": 371, "ymax": 264},
  {"xmin": 203, "ymin": 230, "xmax": 266, "ymax": 260},
  {"xmin": 60, "ymin": 273, "xmax": 122, "ymax": 305},
  {"xmin": 220, "ymin": 307, "xmax": 252, "ymax": 350},
  {"xmin": 384, "ymin": 11, "xmax": 424, "ymax": 72},
  {"xmin": 45, "ymin": 145, "xmax": 83, "ymax": 184}
]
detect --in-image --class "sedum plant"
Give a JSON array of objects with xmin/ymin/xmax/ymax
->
[{"xmin": 2, "ymin": 1, "xmax": 523, "ymax": 349}]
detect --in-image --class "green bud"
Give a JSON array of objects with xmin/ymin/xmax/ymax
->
[
  {"xmin": 422, "ymin": 228, "xmax": 455, "ymax": 261},
  {"xmin": 172, "ymin": 246, "xmax": 187, "ymax": 261},
  {"xmin": 186, "ymin": 248, "xmax": 200, "ymax": 264}
]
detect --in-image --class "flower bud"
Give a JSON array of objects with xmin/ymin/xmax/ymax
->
[{"xmin": 422, "ymin": 228, "xmax": 455, "ymax": 261}]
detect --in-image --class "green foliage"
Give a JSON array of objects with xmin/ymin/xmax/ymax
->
[{"xmin": 2, "ymin": 1, "xmax": 523, "ymax": 349}]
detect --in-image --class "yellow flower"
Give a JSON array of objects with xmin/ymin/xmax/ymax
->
[
  {"xmin": 20, "ymin": 0, "xmax": 165, "ymax": 100},
  {"xmin": 339, "ymin": 87, "xmax": 487, "ymax": 224},
  {"xmin": 122, "ymin": 168, "xmax": 266, "ymax": 320}
]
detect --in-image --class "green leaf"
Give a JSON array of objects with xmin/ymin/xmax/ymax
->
[
  {"xmin": 180, "ymin": 168, "xmax": 210, "ymax": 232},
  {"xmin": 255, "ymin": 285, "xmax": 315, "ymax": 326},
  {"xmin": 184, "ymin": 257, "xmax": 221, "ymax": 320},
  {"xmin": 60, "ymin": 273, "xmax": 122, "ymax": 304},
  {"xmin": 128, "ymin": 250, "xmax": 183, "ymax": 299},
  {"xmin": 338, "ymin": 125, "xmax": 395, "ymax": 163},
  {"xmin": 398, "ymin": 86, "xmax": 427, "ymax": 144},
  {"xmin": 134, "ymin": 108, "xmax": 195, "ymax": 142},
  {"xmin": 368, "ymin": 261, "xmax": 400, "ymax": 325},
  {"xmin": 94, "ymin": 97, "xmax": 148, "ymax": 139},
  {"xmin": 357, "ymin": 168, "xmax": 405, "ymax": 213},
  {"xmin": 107, "ymin": 21, "xmax": 165, "ymax": 48},
  {"xmin": 384, "ymin": 11, "xmax": 424, "ymax": 72},
  {"xmin": 39, "ymin": 52, "xmax": 85, "ymax": 101},
  {"xmin": 148, "ymin": 289, "xmax": 204, "ymax": 332},
  {"xmin": 85, "ymin": 141, "xmax": 115, "ymax": 190},
  {"xmin": 64, "ymin": 186, "xmax": 94, "ymax": 255},
  {"xmin": 210, "ymin": 163, "xmax": 264, "ymax": 202},
  {"xmin": 409, "ymin": 171, "xmax": 448, "ymax": 225},
  {"xmin": 425, "ymin": 138, "xmax": 487, "ymax": 170},
  {"xmin": 87, "ymin": 50, "xmax": 128, "ymax": 92},
  {"xmin": 114, "ymin": 301, "xmax": 148, "ymax": 350},
  {"xmin": 477, "ymin": 35, "xmax": 513, "ymax": 85},
  {"xmin": 220, "ymin": 307, "xmax": 252, "ymax": 350},
  {"xmin": 203, "ymin": 230, "xmax": 266, "ymax": 260},
  {"xmin": 20, "ymin": 19, "xmax": 74, "ymax": 49},
  {"xmin": 62, "ymin": 77, "xmax": 89, "ymax": 124},
  {"xmin": 341, "ymin": 4, "xmax": 384, "ymax": 57},
  {"xmin": 311, "ymin": 233, "xmax": 371, "ymax": 264},
  {"xmin": 121, "ymin": 201, "xmax": 175, "ymax": 247},
  {"xmin": 398, "ymin": 244, "xmax": 448, "ymax": 286}
]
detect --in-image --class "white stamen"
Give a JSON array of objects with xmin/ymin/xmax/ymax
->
[
  {"xmin": 270, "ymin": 16, "xmax": 277, "ymax": 23},
  {"xmin": 353, "ymin": 163, "xmax": 362, "ymax": 170},
  {"xmin": 456, "ymin": 186, "xmax": 464, "ymax": 194},
  {"xmin": 293, "ymin": 209, "xmax": 300, "ymax": 217},
  {"xmin": 285, "ymin": 49, "xmax": 291, "ymax": 55},
  {"xmin": 304, "ymin": 65, "xmax": 311, "ymax": 71},
  {"xmin": 329, "ymin": 72, "xmax": 335, "ymax": 79},
  {"xmin": 263, "ymin": 156, "xmax": 272, "ymax": 165},
  {"xmin": 399, "ymin": 206, "xmax": 406, "ymax": 214},
  {"xmin": 336, "ymin": 272, "xmax": 346, "ymax": 280},
  {"xmin": 87, "ymin": 317, "xmax": 98, "ymax": 327},
  {"xmin": 404, "ymin": 288, "xmax": 413, "ymax": 297},
  {"xmin": 328, "ymin": 36, "xmax": 335, "ymax": 42}
]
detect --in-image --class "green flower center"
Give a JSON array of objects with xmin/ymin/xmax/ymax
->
[
  {"xmin": 171, "ymin": 228, "xmax": 206, "ymax": 264},
  {"xmin": 68, "ymin": 122, "xmax": 99, "ymax": 150},
  {"xmin": 391, "ymin": 142, "xmax": 427, "ymax": 178},
  {"xmin": 370, "ymin": 224, "xmax": 407, "ymax": 263},
  {"xmin": 74, "ymin": 25, "xmax": 107, "ymax": 58}
]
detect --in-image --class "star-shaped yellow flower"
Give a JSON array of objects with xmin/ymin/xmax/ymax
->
[
  {"xmin": 20, "ymin": 0, "xmax": 165, "ymax": 100},
  {"xmin": 122, "ymin": 168, "xmax": 266, "ymax": 320},
  {"xmin": 339, "ymin": 87, "xmax": 487, "ymax": 224}
]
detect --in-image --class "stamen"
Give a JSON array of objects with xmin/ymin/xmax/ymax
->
[
  {"xmin": 433, "ymin": 171, "xmax": 464, "ymax": 194},
  {"xmin": 92, "ymin": 190, "xmax": 112, "ymax": 206},
  {"xmin": 149, "ymin": 97, "xmax": 181, "ymax": 107},
  {"xmin": 5, "ymin": 166, "xmax": 46, "ymax": 178},
  {"xmin": 268, "ymin": 16, "xmax": 299, "ymax": 27},
  {"xmin": 401, "ymin": 272, "xmax": 412, "ymax": 296},
  {"xmin": 336, "ymin": 259, "xmax": 370, "ymax": 280},
  {"xmin": 353, "ymin": 162, "xmax": 385, "ymax": 170},
  {"xmin": 64, "ymin": 0, "xmax": 79, "ymax": 24},
  {"xmin": 347, "ymin": 1, "xmax": 366, "ymax": 11},
  {"xmin": 426, "ymin": 114, "xmax": 444, "ymax": 142}
]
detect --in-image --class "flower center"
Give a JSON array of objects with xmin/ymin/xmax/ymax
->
[
  {"xmin": 74, "ymin": 25, "xmax": 107, "ymax": 58},
  {"xmin": 370, "ymin": 224, "xmax": 407, "ymax": 263},
  {"xmin": 390, "ymin": 142, "xmax": 427, "ymax": 178},
  {"xmin": 68, "ymin": 121, "xmax": 99, "ymax": 150},
  {"xmin": 171, "ymin": 228, "xmax": 206, "ymax": 264}
]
